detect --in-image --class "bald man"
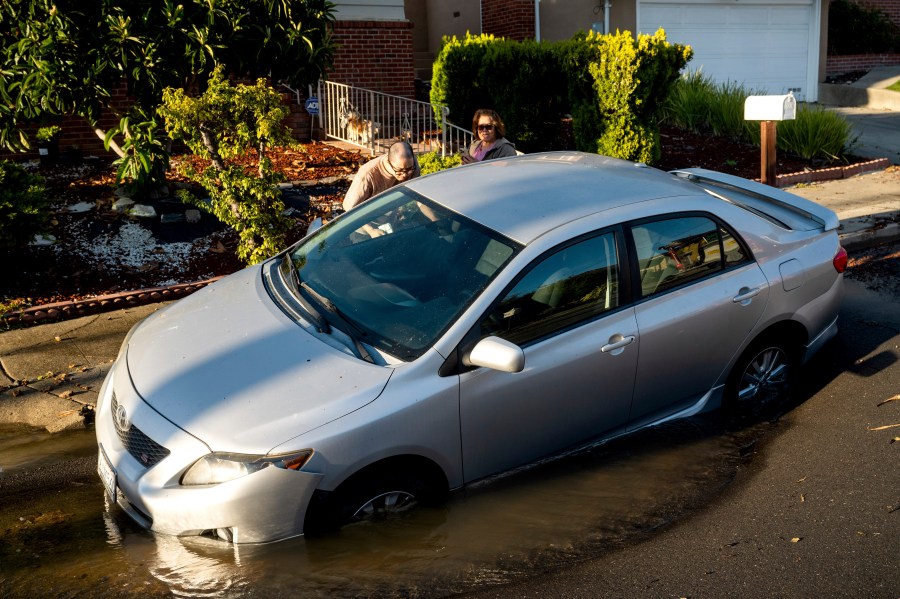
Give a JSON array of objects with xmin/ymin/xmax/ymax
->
[{"xmin": 342, "ymin": 141, "xmax": 420, "ymax": 212}]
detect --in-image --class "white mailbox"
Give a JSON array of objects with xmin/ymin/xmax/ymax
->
[{"xmin": 744, "ymin": 92, "xmax": 796, "ymax": 121}]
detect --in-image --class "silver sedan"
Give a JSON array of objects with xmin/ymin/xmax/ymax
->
[{"xmin": 95, "ymin": 152, "xmax": 846, "ymax": 543}]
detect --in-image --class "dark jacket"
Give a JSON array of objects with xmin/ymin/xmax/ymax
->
[{"xmin": 467, "ymin": 137, "xmax": 518, "ymax": 161}]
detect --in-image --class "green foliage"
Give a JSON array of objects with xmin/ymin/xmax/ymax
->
[
  {"xmin": 569, "ymin": 30, "xmax": 693, "ymax": 164},
  {"xmin": 0, "ymin": 161, "xmax": 50, "ymax": 249},
  {"xmin": 775, "ymin": 105, "xmax": 856, "ymax": 161},
  {"xmin": 35, "ymin": 126, "xmax": 61, "ymax": 142},
  {"xmin": 174, "ymin": 167, "xmax": 289, "ymax": 265},
  {"xmin": 104, "ymin": 107, "xmax": 169, "ymax": 192},
  {"xmin": 0, "ymin": 0, "xmax": 335, "ymax": 188},
  {"xmin": 707, "ymin": 81, "xmax": 758, "ymax": 141},
  {"xmin": 659, "ymin": 69, "xmax": 713, "ymax": 132},
  {"xmin": 418, "ymin": 151, "xmax": 462, "ymax": 174},
  {"xmin": 430, "ymin": 30, "xmax": 692, "ymax": 163},
  {"xmin": 159, "ymin": 68, "xmax": 293, "ymax": 265},
  {"xmin": 828, "ymin": 0, "xmax": 899, "ymax": 55},
  {"xmin": 430, "ymin": 34, "xmax": 567, "ymax": 152},
  {"xmin": 663, "ymin": 70, "xmax": 856, "ymax": 161}
]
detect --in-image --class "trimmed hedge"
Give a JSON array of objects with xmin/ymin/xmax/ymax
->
[{"xmin": 430, "ymin": 30, "xmax": 692, "ymax": 163}]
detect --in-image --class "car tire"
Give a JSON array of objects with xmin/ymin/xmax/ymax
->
[
  {"xmin": 305, "ymin": 469, "xmax": 441, "ymax": 535},
  {"xmin": 724, "ymin": 335, "xmax": 795, "ymax": 426}
]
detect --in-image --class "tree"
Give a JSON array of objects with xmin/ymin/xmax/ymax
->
[
  {"xmin": 0, "ymin": 0, "xmax": 335, "ymax": 188},
  {"xmin": 158, "ymin": 66, "xmax": 295, "ymax": 265}
]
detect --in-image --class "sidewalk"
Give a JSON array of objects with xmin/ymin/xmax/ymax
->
[{"xmin": 1, "ymin": 166, "xmax": 898, "ymax": 433}]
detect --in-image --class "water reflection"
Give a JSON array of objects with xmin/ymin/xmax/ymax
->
[{"xmin": 1, "ymin": 417, "xmax": 771, "ymax": 598}]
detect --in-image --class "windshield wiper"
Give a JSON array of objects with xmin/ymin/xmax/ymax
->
[
  {"xmin": 299, "ymin": 282, "xmax": 375, "ymax": 364},
  {"xmin": 294, "ymin": 277, "xmax": 331, "ymax": 334}
]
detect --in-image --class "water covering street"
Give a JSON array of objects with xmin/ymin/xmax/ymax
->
[{"xmin": 1, "ymin": 416, "xmax": 766, "ymax": 598}]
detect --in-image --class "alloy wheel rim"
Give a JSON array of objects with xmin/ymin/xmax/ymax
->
[
  {"xmin": 352, "ymin": 490, "xmax": 417, "ymax": 521},
  {"xmin": 737, "ymin": 346, "xmax": 788, "ymax": 405}
]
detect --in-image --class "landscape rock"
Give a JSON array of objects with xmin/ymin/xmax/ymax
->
[
  {"xmin": 30, "ymin": 234, "xmax": 57, "ymax": 246},
  {"xmin": 112, "ymin": 198, "xmax": 135, "ymax": 213},
  {"xmin": 128, "ymin": 204, "xmax": 157, "ymax": 219},
  {"xmin": 66, "ymin": 202, "xmax": 95, "ymax": 214}
]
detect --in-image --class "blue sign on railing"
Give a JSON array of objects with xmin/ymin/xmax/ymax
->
[{"xmin": 305, "ymin": 97, "xmax": 319, "ymax": 115}]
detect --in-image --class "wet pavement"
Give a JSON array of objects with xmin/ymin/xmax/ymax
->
[{"xmin": 1, "ymin": 414, "xmax": 770, "ymax": 598}]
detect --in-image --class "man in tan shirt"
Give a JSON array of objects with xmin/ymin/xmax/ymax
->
[{"xmin": 342, "ymin": 141, "xmax": 420, "ymax": 212}]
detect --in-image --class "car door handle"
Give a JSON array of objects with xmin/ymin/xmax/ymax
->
[
  {"xmin": 733, "ymin": 287, "xmax": 761, "ymax": 303},
  {"xmin": 601, "ymin": 334, "xmax": 635, "ymax": 354}
]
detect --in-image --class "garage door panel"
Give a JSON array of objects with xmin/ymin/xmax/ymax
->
[{"xmin": 640, "ymin": 1, "xmax": 815, "ymax": 99}]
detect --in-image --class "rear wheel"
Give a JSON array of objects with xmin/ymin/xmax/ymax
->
[{"xmin": 724, "ymin": 336, "xmax": 795, "ymax": 425}]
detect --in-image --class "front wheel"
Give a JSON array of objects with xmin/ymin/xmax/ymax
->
[
  {"xmin": 724, "ymin": 336, "xmax": 795, "ymax": 425},
  {"xmin": 305, "ymin": 470, "xmax": 442, "ymax": 535}
]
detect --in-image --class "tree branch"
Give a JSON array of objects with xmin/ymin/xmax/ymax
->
[{"xmin": 95, "ymin": 128, "xmax": 125, "ymax": 158}]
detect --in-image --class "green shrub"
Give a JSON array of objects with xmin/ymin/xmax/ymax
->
[
  {"xmin": 418, "ymin": 150, "xmax": 462, "ymax": 175},
  {"xmin": 829, "ymin": 0, "xmax": 899, "ymax": 55},
  {"xmin": 707, "ymin": 80, "xmax": 759, "ymax": 141},
  {"xmin": 0, "ymin": 161, "xmax": 50, "ymax": 249},
  {"xmin": 430, "ymin": 34, "xmax": 566, "ymax": 152},
  {"xmin": 35, "ymin": 126, "xmax": 61, "ymax": 142},
  {"xmin": 663, "ymin": 71, "xmax": 759, "ymax": 142},
  {"xmin": 159, "ymin": 67, "xmax": 293, "ymax": 265},
  {"xmin": 661, "ymin": 70, "xmax": 716, "ymax": 132},
  {"xmin": 431, "ymin": 30, "xmax": 692, "ymax": 164},
  {"xmin": 664, "ymin": 70, "xmax": 856, "ymax": 162},
  {"xmin": 569, "ymin": 29, "xmax": 692, "ymax": 163},
  {"xmin": 775, "ymin": 105, "xmax": 856, "ymax": 161}
]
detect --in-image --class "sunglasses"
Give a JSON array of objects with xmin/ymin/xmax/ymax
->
[{"xmin": 477, "ymin": 124, "xmax": 495, "ymax": 132}]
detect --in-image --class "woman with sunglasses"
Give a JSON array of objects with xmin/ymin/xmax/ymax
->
[{"xmin": 461, "ymin": 109, "xmax": 517, "ymax": 164}]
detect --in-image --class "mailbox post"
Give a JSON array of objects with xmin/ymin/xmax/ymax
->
[{"xmin": 744, "ymin": 92, "xmax": 796, "ymax": 186}]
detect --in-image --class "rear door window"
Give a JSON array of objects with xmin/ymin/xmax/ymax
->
[{"xmin": 630, "ymin": 215, "xmax": 749, "ymax": 298}]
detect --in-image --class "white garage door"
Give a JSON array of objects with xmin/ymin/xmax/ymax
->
[{"xmin": 638, "ymin": 0, "xmax": 820, "ymax": 101}]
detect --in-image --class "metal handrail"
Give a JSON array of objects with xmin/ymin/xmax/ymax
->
[{"xmin": 319, "ymin": 80, "xmax": 472, "ymax": 157}]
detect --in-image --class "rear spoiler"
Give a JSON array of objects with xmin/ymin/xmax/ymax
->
[{"xmin": 671, "ymin": 168, "xmax": 840, "ymax": 232}]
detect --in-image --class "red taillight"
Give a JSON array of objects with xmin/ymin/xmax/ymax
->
[{"xmin": 833, "ymin": 246, "xmax": 848, "ymax": 273}]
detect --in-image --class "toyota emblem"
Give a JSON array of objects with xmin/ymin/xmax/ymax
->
[{"xmin": 114, "ymin": 403, "xmax": 130, "ymax": 432}]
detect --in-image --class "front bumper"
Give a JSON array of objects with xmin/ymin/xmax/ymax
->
[{"xmin": 95, "ymin": 361, "xmax": 322, "ymax": 543}]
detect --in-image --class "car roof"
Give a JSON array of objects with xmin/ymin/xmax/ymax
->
[{"xmin": 404, "ymin": 152, "xmax": 700, "ymax": 244}]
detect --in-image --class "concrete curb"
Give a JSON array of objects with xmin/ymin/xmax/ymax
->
[{"xmin": 838, "ymin": 216, "xmax": 900, "ymax": 252}]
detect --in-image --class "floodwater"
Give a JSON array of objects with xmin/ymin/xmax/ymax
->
[{"xmin": 0, "ymin": 418, "xmax": 771, "ymax": 598}]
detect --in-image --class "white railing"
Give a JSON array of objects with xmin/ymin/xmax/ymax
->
[{"xmin": 318, "ymin": 80, "xmax": 472, "ymax": 157}]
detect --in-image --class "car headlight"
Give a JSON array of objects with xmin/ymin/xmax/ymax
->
[{"xmin": 181, "ymin": 450, "xmax": 313, "ymax": 486}]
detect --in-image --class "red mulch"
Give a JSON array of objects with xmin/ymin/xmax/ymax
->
[{"xmin": 0, "ymin": 133, "xmax": 872, "ymax": 311}]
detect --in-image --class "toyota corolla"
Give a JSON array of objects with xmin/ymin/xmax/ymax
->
[{"xmin": 95, "ymin": 152, "xmax": 845, "ymax": 543}]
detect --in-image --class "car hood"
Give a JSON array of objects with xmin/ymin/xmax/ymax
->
[{"xmin": 125, "ymin": 265, "xmax": 392, "ymax": 453}]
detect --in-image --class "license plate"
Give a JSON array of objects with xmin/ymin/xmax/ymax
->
[{"xmin": 97, "ymin": 446, "xmax": 117, "ymax": 502}]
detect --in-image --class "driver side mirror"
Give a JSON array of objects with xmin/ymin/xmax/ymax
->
[{"xmin": 467, "ymin": 336, "xmax": 525, "ymax": 373}]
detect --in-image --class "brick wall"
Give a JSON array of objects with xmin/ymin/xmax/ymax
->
[
  {"xmin": 329, "ymin": 20, "xmax": 415, "ymax": 98},
  {"xmin": 1, "ymin": 80, "xmax": 314, "ymax": 161},
  {"xmin": 482, "ymin": 0, "xmax": 535, "ymax": 41},
  {"xmin": 826, "ymin": 53, "xmax": 900, "ymax": 74}
]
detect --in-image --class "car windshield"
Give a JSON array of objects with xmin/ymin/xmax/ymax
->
[{"xmin": 287, "ymin": 187, "xmax": 520, "ymax": 360}]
